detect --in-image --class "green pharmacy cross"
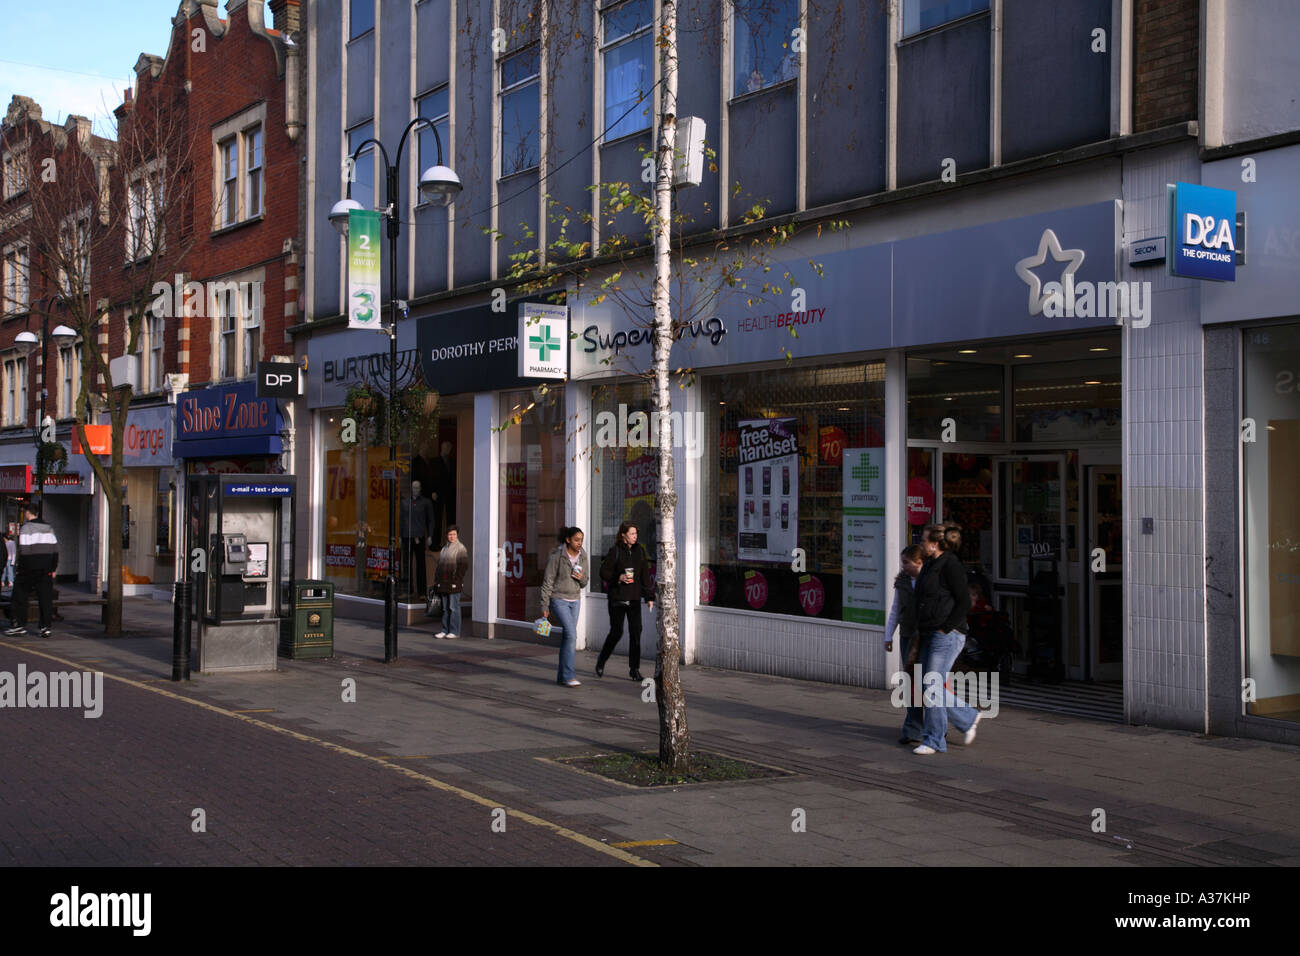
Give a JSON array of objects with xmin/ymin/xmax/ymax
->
[
  {"xmin": 851, "ymin": 461, "xmax": 879, "ymax": 493},
  {"xmin": 530, "ymin": 325, "xmax": 561, "ymax": 362}
]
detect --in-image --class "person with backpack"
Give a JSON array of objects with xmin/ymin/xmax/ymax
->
[
  {"xmin": 885, "ymin": 544, "xmax": 925, "ymax": 745},
  {"xmin": 596, "ymin": 522, "xmax": 655, "ymax": 681},
  {"xmin": 911, "ymin": 524, "xmax": 980, "ymax": 754}
]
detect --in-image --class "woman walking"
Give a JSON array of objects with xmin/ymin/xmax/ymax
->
[
  {"xmin": 596, "ymin": 522, "xmax": 654, "ymax": 681},
  {"xmin": 912, "ymin": 524, "xmax": 981, "ymax": 754},
  {"xmin": 540, "ymin": 526, "xmax": 589, "ymax": 687}
]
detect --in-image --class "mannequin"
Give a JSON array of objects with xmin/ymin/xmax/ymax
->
[
  {"xmin": 430, "ymin": 440, "xmax": 455, "ymax": 541},
  {"xmin": 405, "ymin": 479, "xmax": 436, "ymax": 597}
]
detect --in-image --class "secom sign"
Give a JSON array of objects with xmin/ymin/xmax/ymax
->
[{"xmin": 1169, "ymin": 182, "xmax": 1237, "ymax": 282}]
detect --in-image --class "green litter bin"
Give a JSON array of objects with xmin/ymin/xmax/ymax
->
[{"xmin": 281, "ymin": 581, "xmax": 334, "ymax": 659}]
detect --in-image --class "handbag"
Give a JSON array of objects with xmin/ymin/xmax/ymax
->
[
  {"xmin": 425, "ymin": 588, "xmax": 443, "ymax": 618},
  {"xmin": 534, "ymin": 617, "xmax": 552, "ymax": 637}
]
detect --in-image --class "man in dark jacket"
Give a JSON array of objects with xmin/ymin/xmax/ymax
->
[
  {"xmin": 911, "ymin": 524, "xmax": 980, "ymax": 754},
  {"xmin": 596, "ymin": 522, "xmax": 654, "ymax": 681},
  {"xmin": 5, "ymin": 503, "xmax": 58, "ymax": 638}
]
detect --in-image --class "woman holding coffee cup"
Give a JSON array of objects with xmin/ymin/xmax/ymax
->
[
  {"xmin": 596, "ymin": 522, "xmax": 655, "ymax": 681},
  {"xmin": 540, "ymin": 526, "xmax": 590, "ymax": 687}
]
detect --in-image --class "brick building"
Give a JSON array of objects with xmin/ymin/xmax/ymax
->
[{"xmin": 0, "ymin": 0, "xmax": 304, "ymax": 594}]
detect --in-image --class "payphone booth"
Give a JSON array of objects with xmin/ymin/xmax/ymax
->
[{"xmin": 187, "ymin": 474, "xmax": 296, "ymax": 672}]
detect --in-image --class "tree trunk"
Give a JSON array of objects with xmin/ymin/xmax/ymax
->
[{"xmin": 652, "ymin": 0, "xmax": 690, "ymax": 773}]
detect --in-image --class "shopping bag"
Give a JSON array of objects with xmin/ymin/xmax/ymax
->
[
  {"xmin": 425, "ymin": 589, "xmax": 443, "ymax": 618},
  {"xmin": 534, "ymin": 617, "xmax": 552, "ymax": 637}
]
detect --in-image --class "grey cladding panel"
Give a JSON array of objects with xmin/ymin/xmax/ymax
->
[
  {"xmin": 598, "ymin": 135, "xmax": 654, "ymax": 248},
  {"xmin": 380, "ymin": 5, "xmax": 412, "ymax": 298},
  {"xmin": 453, "ymin": 0, "xmax": 495, "ymax": 287},
  {"xmin": 1001, "ymin": 0, "xmax": 1111, "ymax": 163},
  {"xmin": 313, "ymin": 3, "xmax": 344, "ymax": 318},
  {"xmin": 346, "ymin": 32, "xmax": 376, "ymax": 127},
  {"xmin": 496, "ymin": 172, "xmax": 540, "ymax": 276},
  {"xmin": 896, "ymin": 16, "xmax": 990, "ymax": 188},
  {"xmin": 674, "ymin": 0, "xmax": 721, "ymax": 232},
  {"xmin": 728, "ymin": 85, "xmax": 798, "ymax": 218},
  {"xmin": 413, "ymin": 207, "xmax": 450, "ymax": 295},
  {"xmin": 546, "ymin": 10, "xmax": 594, "ymax": 258},
  {"xmin": 806, "ymin": 0, "xmax": 888, "ymax": 206}
]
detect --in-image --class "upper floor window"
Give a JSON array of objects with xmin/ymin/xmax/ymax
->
[
  {"xmin": 58, "ymin": 342, "xmax": 82, "ymax": 418},
  {"xmin": 214, "ymin": 123, "xmax": 264, "ymax": 229},
  {"xmin": 902, "ymin": 0, "xmax": 990, "ymax": 38},
  {"xmin": 210, "ymin": 278, "xmax": 262, "ymax": 381},
  {"xmin": 3, "ymin": 242, "xmax": 29, "ymax": 314},
  {"xmin": 126, "ymin": 164, "xmax": 164, "ymax": 262},
  {"xmin": 3, "ymin": 355, "xmax": 27, "ymax": 425},
  {"xmin": 500, "ymin": 44, "xmax": 540, "ymax": 176},
  {"xmin": 347, "ymin": 121, "xmax": 376, "ymax": 212},
  {"xmin": 602, "ymin": 0, "xmax": 654, "ymax": 141},
  {"xmin": 2, "ymin": 149, "xmax": 27, "ymax": 199},
  {"xmin": 350, "ymin": 0, "xmax": 374, "ymax": 38},
  {"xmin": 135, "ymin": 312, "xmax": 165, "ymax": 392},
  {"xmin": 416, "ymin": 87, "xmax": 451, "ymax": 188},
  {"xmin": 733, "ymin": 0, "xmax": 799, "ymax": 96},
  {"xmin": 58, "ymin": 209, "xmax": 91, "ymax": 295}
]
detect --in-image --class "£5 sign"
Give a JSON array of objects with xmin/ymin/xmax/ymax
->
[{"xmin": 1169, "ymin": 182, "xmax": 1237, "ymax": 282}]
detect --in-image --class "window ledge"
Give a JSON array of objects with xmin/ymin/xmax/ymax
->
[
  {"xmin": 600, "ymin": 127, "xmax": 652, "ymax": 149},
  {"xmin": 211, "ymin": 214, "xmax": 266, "ymax": 238},
  {"xmin": 2, "ymin": 309, "xmax": 32, "ymax": 323},
  {"xmin": 898, "ymin": 8, "xmax": 991, "ymax": 46},
  {"xmin": 728, "ymin": 77, "xmax": 798, "ymax": 107},
  {"xmin": 498, "ymin": 165, "xmax": 541, "ymax": 184}
]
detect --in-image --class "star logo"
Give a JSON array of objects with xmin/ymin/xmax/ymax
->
[{"xmin": 1015, "ymin": 229, "xmax": 1086, "ymax": 316}]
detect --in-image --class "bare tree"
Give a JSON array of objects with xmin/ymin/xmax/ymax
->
[{"xmin": 21, "ymin": 78, "xmax": 195, "ymax": 637}]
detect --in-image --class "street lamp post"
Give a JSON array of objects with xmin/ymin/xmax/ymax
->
[
  {"xmin": 13, "ymin": 309, "xmax": 77, "ymax": 520},
  {"xmin": 330, "ymin": 117, "xmax": 460, "ymax": 663}
]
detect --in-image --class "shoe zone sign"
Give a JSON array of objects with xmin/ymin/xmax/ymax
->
[{"xmin": 1168, "ymin": 182, "xmax": 1237, "ymax": 281}]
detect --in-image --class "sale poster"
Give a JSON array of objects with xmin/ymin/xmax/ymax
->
[
  {"xmin": 737, "ymin": 418, "xmax": 799, "ymax": 562},
  {"xmin": 843, "ymin": 448, "xmax": 886, "ymax": 625},
  {"xmin": 503, "ymin": 462, "xmax": 528, "ymax": 621}
]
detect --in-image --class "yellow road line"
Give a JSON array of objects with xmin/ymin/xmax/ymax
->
[
  {"xmin": 0, "ymin": 641, "xmax": 655, "ymax": 867},
  {"xmin": 232, "ymin": 708, "xmax": 276, "ymax": 713},
  {"xmin": 611, "ymin": 839, "xmax": 680, "ymax": 848}
]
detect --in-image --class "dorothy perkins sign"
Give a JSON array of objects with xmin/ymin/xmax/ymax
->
[{"xmin": 518, "ymin": 303, "xmax": 569, "ymax": 379}]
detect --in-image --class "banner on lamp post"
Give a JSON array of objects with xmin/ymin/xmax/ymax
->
[{"xmin": 347, "ymin": 209, "xmax": 383, "ymax": 332}]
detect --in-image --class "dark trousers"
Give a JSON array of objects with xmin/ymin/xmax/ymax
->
[
  {"xmin": 406, "ymin": 539, "xmax": 428, "ymax": 596},
  {"xmin": 598, "ymin": 600, "xmax": 642, "ymax": 673},
  {"xmin": 12, "ymin": 571, "xmax": 53, "ymax": 630}
]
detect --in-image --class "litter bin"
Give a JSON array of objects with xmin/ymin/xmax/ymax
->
[{"xmin": 281, "ymin": 581, "xmax": 334, "ymax": 659}]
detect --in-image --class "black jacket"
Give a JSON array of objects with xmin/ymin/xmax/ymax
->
[
  {"xmin": 914, "ymin": 551, "xmax": 970, "ymax": 635},
  {"xmin": 892, "ymin": 570, "xmax": 918, "ymax": 641},
  {"xmin": 600, "ymin": 541, "xmax": 654, "ymax": 603}
]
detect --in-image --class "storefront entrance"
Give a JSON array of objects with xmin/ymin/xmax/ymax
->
[{"xmin": 907, "ymin": 332, "xmax": 1122, "ymax": 698}]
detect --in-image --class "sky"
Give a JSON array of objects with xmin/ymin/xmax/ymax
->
[{"xmin": 0, "ymin": 1, "xmax": 269, "ymax": 137}]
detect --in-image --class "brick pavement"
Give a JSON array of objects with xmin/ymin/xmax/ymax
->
[{"xmin": 5, "ymin": 597, "xmax": 1300, "ymax": 867}]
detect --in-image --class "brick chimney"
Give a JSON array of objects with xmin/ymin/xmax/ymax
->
[{"xmin": 269, "ymin": 0, "xmax": 301, "ymax": 35}]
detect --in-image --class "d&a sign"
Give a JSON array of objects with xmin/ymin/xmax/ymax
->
[{"xmin": 1169, "ymin": 182, "xmax": 1238, "ymax": 282}]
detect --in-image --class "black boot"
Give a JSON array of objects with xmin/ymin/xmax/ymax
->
[
  {"xmin": 629, "ymin": 669, "xmax": 644, "ymax": 681},
  {"xmin": 595, "ymin": 658, "xmax": 605, "ymax": 678}
]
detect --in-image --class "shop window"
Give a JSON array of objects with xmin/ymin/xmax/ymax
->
[
  {"xmin": 902, "ymin": 0, "xmax": 990, "ymax": 38},
  {"xmin": 907, "ymin": 357, "xmax": 1002, "ymax": 443},
  {"xmin": 1243, "ymin": 323, "xmax": 1300, "ymax": 723},
  {"xmin": 701, "ymin": 362, "xmax": 886, "ymax": 622},
  {"xmin": 497, "ymin": 386, "xmax": 567, "ymax": 621},
  {"xmin": 602, "ymin": 0, "xmax": 653, "ymax": 140},
  {"xmin": 500, "ymin": 45, "xmax": 540, "ymax": 176},
  {"xmin": 589, "ymin": 380, "xmax": 658, "ymax": 576},
  {"xmin": 732, "ymin": 0, "xmax": 799, "ymax": 97},
  {"xmin": 1012, "ymin": 357, "xmax": 1121, "ymax": 442}
]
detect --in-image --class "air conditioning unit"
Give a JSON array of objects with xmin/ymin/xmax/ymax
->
[
  {"xmin": 109, "ymin": 354, "xmax": 139, "ymax": 388},
  {"xmin": 673, "ymin": 116, "xmax": 706, "ymax": 189}
]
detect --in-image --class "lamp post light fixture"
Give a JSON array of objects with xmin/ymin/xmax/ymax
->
[
  {"xmin": 332, "ymin": 117, "xmax": 460, "ymax": 663},
  {"xmin": 13, "ymin": 309, "xmax": 78, "ymax": 520}
]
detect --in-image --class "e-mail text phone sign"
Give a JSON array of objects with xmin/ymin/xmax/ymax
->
[{"xmin": 1169, "ymin": 182, "xmax": 1236, "ymax": 282}]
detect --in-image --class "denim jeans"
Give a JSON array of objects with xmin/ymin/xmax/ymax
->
[
  {"xmin": 550, "ymin": 598, "xmax": 581, "ymax": 683},
  {"xmin": 1, "ymin": 562, "xmax": 12, "ymax": 587},
  {"xmin": 899, "ymin": 635, "xmax": 925, "ymax": 740},
  {"xmin": 440, "ymin": 591, "xmax": 461, "ymax": 636},
  {"xmin": 920, "ymin": 629, "xmax": 978, "ymax": 752}
]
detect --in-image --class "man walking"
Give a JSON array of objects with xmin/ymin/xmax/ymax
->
[{"xmin": 5, "ymin": 502, "xmax": 58, "ymax": 638}]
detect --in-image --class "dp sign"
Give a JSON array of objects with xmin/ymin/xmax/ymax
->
[{"xmin": 258, "ymin": 363, "xmax": 300, "ymax": 399}]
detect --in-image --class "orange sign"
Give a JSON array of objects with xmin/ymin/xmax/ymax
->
[{"xmin": 70, "ymin": 425, "xmax": 113, "ymax": 455}]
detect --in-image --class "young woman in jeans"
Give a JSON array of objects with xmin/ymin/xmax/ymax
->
[
  {"xmin": 912, "ymin": 523, "xmax": 982, "ymax": 754},
  {"xmin": 540, "ymin": 526, "xmax": 589, "ymax": 686}
]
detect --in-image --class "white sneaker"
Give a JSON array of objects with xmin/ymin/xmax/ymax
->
[
  {"xmin": 444, "ymin": 633, "xmax": 458, "ymax": 640},
  {"xmin": 564, "ymin": 679, "xmax": 581, "ymax": 687},
  {"xmin": 963, "ymin": 712, "xmax": 982, "ymax": 746},
  {"xmin": 434, "ymin": 631, "xmax": 446, "ymax": 638},
  {"xmin": 913, "ymin": 745, "xmax": 937, "ymax": 755}
]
